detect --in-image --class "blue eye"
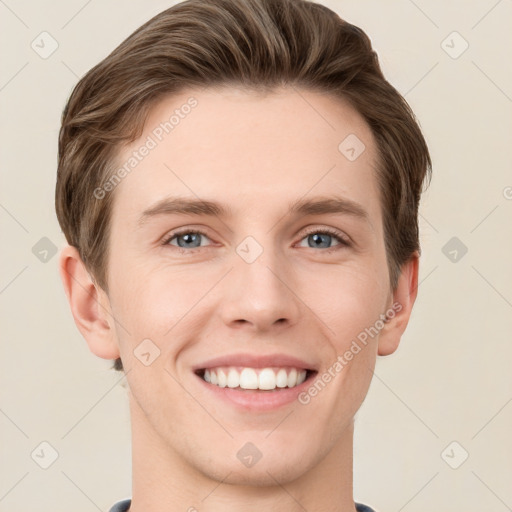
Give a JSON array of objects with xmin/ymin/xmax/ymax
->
[
  {"xmin": 162, "ymin": 228, "xmax": 350, "ymax": 253},
  {"xmin": 165, "ymin": 230, "xmax": 210, "ymax": 250},
  {"xmin": 298, "ymin": 229, "xmax": 349, "ymax": 250}
]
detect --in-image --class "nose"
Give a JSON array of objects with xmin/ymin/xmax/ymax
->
[{"xmin": 218, "ymin": 241, "xmax": 301, "ymax": 333}]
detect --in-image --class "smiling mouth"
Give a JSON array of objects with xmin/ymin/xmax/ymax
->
[{"xmin": 195, "ymin": 366, "xmax": 317, "ymax": 391}]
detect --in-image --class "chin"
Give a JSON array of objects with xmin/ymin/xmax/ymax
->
[
  {"xmin": 194, "ymin": 445, "xmax": 316, "ymax": 487},
  {"xmin": 216, "ymin": 463, "xmax": 305, "ymax": 487}
]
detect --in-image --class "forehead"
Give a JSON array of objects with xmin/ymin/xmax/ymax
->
[{"xmin": 111, "ymin": 86, "xmax": 381, "ymax": 225}]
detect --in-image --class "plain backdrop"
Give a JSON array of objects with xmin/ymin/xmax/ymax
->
[{"xmin": 1, "ymin": 1, "xmax": 511, "ymax": 511}]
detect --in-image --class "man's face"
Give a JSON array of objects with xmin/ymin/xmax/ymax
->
[{"xmin": 104, "ymin": 86, "xmax": 394, "ymax": 484}]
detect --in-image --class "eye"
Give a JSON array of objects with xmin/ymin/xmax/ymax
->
[
  {"xmin": 162, "ymin": 229, "xmax": 212, "ymax": 251},
  {"xmin": 297, "ymin": 228, "xmax": 350, "ymax": 251},
  {"xmin": 161, "ymin": 227, "xmax": 351, "ymax": 253}
]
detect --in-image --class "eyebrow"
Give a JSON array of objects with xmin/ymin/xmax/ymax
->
[{"xmin": 138, "ymin": 195, "xmax": 371, "ymax": 226}]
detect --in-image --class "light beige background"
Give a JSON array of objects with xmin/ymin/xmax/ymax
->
[{"xmin": 1, "ymin": 0, "xmax": 511, "ymax": 511}]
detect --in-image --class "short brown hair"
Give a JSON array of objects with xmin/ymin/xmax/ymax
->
[{"xmin": 56, "ymin": 0, "xmax": 432, "ymax": 372}]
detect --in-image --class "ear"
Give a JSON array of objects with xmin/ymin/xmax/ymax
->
[
  {"xmin": 377, "ymin": 252, "xmax": 419, "ymax": 356},
  {"xmin": 58, "ymin": 244, "xmax": 120, "ymax": 360}
]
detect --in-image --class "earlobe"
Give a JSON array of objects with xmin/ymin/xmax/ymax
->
[
  {"xmin": 377, "ymin": 252, "xmax": 419, "ymax": 356},
  {"xmin": 58, "ymin": 245, "xmax": 120, "ymax": 360}
]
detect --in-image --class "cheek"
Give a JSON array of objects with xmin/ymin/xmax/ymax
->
[
  {"xmin": 108, "ymin": 263, "xmax": 213, "ymax": 353},
  {"xmin": 108, "ymin": 227, "xmax": 389, "ymax": 355},
  {"xmin": 313, "ymin": 264, "xmax": 388, "ymax": 345}
]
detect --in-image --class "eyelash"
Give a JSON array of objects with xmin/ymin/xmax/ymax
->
[{"xmin": 161, "ymin": 227, "xmax": 351, "ymax": 254}]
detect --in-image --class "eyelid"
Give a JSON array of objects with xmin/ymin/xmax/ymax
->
[
  {"xmin": 161, "ymin": 226, "xmax": 213, "ymax": 247},
  {"xmin": 161, "ymin": 225, "xmax": 352, "ymax": 250},
  {"xmin": 298, "ymin": 226, "xmax": 352, "ymax": 247}
]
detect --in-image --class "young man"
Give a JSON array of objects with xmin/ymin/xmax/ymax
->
[{"xmin": 55, "ymin": 0, "xmax": 431, "ymax": 510}]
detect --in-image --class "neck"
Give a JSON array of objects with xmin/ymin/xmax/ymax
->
[{"xmin": 128, "ymin": 394, "xmax": 357, "ymax": 512}]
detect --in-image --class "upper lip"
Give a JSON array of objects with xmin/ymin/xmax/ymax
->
[{"xmin": 193, "ymin": 353, "xmax": 318, "ymax": 372}]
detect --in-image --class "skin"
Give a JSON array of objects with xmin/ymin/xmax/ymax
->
[{"xmin": 60, "ymin": 86, "xmax": 418, "ymax": 512}]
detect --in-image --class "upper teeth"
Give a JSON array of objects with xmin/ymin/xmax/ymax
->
[{"xmin": 203, "ymin": 367, "xmax": 307, "ymax": 390}]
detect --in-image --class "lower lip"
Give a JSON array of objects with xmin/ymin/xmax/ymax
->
[{"xmin": 195, "ymin": 372, "xmax": 316, "ymax": 412}]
